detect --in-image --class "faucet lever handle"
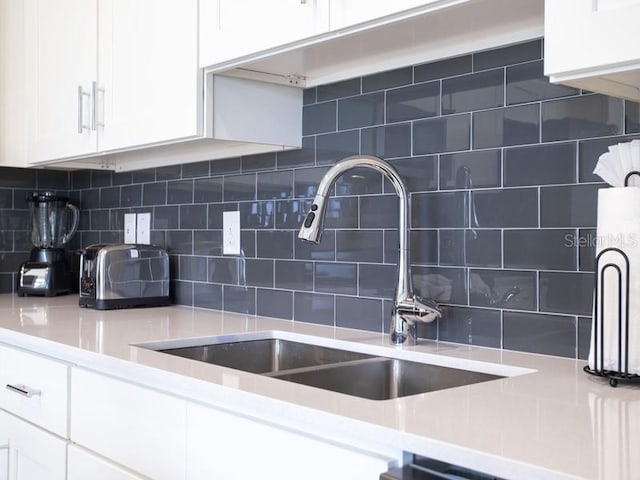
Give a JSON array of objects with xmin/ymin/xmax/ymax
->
[{"xmin": 395, "ymin": 295, "xmax": 442, "ymax": 324}]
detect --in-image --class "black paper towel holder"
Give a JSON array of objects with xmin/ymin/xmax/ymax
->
[{"xmin": 584, "ymin": 244, "xmax": 640, "ymax": 386}]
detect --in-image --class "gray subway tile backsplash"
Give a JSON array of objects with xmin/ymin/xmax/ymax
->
[
  {"xmin": 539, "ymin": 271, "xmax": 593, "ymax": 316},
  {"xmin": 542, "ymin": 94, "xmax": 623, "ymax": 142},
  {"xmin": 439, "ymin": 150, "xmax": 501, "ymax": 190},
  {"xmin": 439, "ymin": 306, "xmax": 501, "ymax": 348},
  {"xmin": 257, "ymin": 288, "xmax": 293, "ymax": 320},
  {"xmin": 180, "ymin": 204, "xmax": 207, "ymax": 230},
  {"xmin": 503, "ymin": 142, "xmax": 576, "ymax": 187},
  {"xmin": 414, "ymin": 55, "xmax": 472, "ymax": 83},
  {"xmin": 472, "ymin": 188, "xmax": 538, "ymax": 228},
  {"xmin": 473, "ymin": 104, "xmax": 540, "ymax": 148},
  {"xmin": 245, "ymin": 259, "xmax": 274, "ymax": 288},
  {"xmin": 143, "ymin": 182, "xmax": 167, "ymax": 206},
  {"xmin": 506, "ymin": 60, "xmax": 579, "ymax": 105},
  {"xmin": 469, "ymin": 269, "xmax": 536, "ymax": 311},
  {"xmin": 540, "ymin": 184, "xmax": 602, "ymax": 228},
  {"xmin": 317, "ymin": 78, "xmax": 361, "ymax": 102},
  {"xmin": 359, "ymin": 263, "xmax": 395, "ymax": 299},
  {"xmin": 338, "ymin": 92, "xmax": 385, "ymax": 130},
  {"xmin": 504, "ymin": 229, "xmax": 577, "ymax": 271},
  {"xmin": 413, "ymin": 114, "xmax": 470, "ymax": 155},
  {"xmin": 361, "ymin": 123, "xmax": 411, "ymax": 158},
  {"xmin": 316, "ymin": 130, "xmax": 359, "ymax": 165},
  {"xmin": 473, "ymin": 40, "xmax": 541, "ymax": 70},
  {"xmin": 363, "ymin": 66, "xmax": 412, "ymax": 93},
  {"xmin": 1, "ymin": 39, "xmax": 623, "ymax": 360},
  {"xmin": 223, "ymin": 285, "xmax": 255, "ymax": 314},
  {"xmin": 412, "ymin": 191, "xmax": 469, "ymax": 228},
  {"xmin": 386, "ymin": 81, "xmax": 439, "ymax": 123},
  {"xmin": 315, "ymin": 262, "xmax": 357, "ymax": 295},
  {"xmin": 336, "ymin": 230, "xmax": 383, "ymax": 263},
  {"xmin": 336, "ymin": 296, "xmax": 383, "ymax": 332},
  {"xmin": 275, "ymin": 260, "xmax": 313, "ymax": 291},
  {"xmin": 223, "ymin": 174, "xmax": 256, "ymax": 202},
  {"xmin": 503, "ymin": 311, "xmax": 576, "ymax": 358},
  {"xmin": 441, "ymin": 69, "xmax": 504, "ymax": 114},
  {"xmin": 302, "ymin": 101, "xmax": 336, "ymax": 135},
  {"xmin": 294, "ymin": 291, "xmax": 334, "ymax": 326},
  {"xmin": 360, "ymin": 195, "xmax": 398, "ymax": 229}
]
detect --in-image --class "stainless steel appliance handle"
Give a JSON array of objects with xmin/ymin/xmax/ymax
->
[{"xmin": 6, "ymin": 383, "xmax": 41, "ymax": 398}]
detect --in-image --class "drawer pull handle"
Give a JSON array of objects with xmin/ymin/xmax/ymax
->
[{"xmin": 6, "ymin": 384, "xmax": 41, "ymax": 398}]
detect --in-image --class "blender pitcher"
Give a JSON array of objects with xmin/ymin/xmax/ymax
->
[{"xmin": 29, "ymin": 192, "xmax": 80, "ymax": 248}]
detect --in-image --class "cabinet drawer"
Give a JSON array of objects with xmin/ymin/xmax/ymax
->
[
  {"xmin": 71, "ymin": 367, "xmax": 187, "ymax": 480},
  {"xmin": 0, "ymin": 344, "xmax": 69, "ymax": 437}
]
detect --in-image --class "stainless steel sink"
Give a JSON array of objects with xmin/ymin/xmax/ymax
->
[
  {"xmin": 153, "ymin": 336, "xmax": 504, "ymax": 400},
  {"xmin": 272, "ymin": 357, "xmax": 502, "ymax": 401},
  {"xmin": 159, "ymin": 338, "xmax": 374, "ymax": 374}
]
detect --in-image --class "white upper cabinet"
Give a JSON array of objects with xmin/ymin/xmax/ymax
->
[
  {"xmin": 26, "ymin": 0, "xmax": 199, "ymax": 164},
  {"xmin": 202, "ymin": 0, "xmax": 543, "ymax": 88},
  {"xmin": 0, "ymin": 0, "xmax": 28, "ymax": 167},
  {"xmin": 24, "ymin": 0, "xmax": 98, "ymax": 162},
  {"xmin": 544, "ymin": 0, "xmax": 640, "ymax": 101},
  {"xmin": 199, "ymin": 0, "xmax": 330, "ymax": 68},
  {"xmin": 329, "ymin": 0, "xmax": 462, "ymax": 30},
  {"xmin": 98, "ymin": 0, "xmax": 199, "ymax": 151}
]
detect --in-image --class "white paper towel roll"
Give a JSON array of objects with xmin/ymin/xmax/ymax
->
[{"xmin": 589, "ymin": 187, "xmax": 640, "ymax": 374}]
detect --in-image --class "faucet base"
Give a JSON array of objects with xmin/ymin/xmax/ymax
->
[{"xmin": 390, "ymin": 315, "xmax": 418, "ymax": 346}]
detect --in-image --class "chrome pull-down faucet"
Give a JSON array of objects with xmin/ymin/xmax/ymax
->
[{"xmin": 298, "ymin": 155, "xmax": 442, "ymax": 345}]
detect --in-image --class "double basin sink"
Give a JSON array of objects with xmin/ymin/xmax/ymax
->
[{"xmin": 148, "ymin": 335, "xmax": 505, "ymax": 401}]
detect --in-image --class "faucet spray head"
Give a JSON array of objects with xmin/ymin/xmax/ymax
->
[{"xmin": 298, "ymin": 194, "xmax": 328, "ymax": 244}]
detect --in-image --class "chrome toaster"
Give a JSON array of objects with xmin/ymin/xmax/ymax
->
[{"xmin": 79, "ymin": 244, "xmax": 171, "ymax": 310}]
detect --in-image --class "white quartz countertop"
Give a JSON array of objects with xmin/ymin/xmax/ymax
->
[{"xmin": 0, "ymin": 294, "xmax": 636, "ymax": 480}]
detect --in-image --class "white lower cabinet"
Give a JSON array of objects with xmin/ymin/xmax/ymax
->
[
  {"xmin": 186, "ymin": 401, "xmax": 393, "ymax": 480},
  {"xmin": 0, "ymin": 412, "xmax": 8, "ymax": 480},
  {"xmin": 70, "ymin": 367, "xmax": 187, "ymax": 480},
  {"xmin": 0, "ymin": 410, "xmax": 67, "ymax": 480},
  {"xmin": 67, "ymin": 445, "xmax": 145, "ymax": 480},
  {"xmin": 0, "ymin": 345, "xmax": 69, "ymax": 438}
]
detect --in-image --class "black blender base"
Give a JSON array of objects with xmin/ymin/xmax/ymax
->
[{"xmin": 18, "ymin": 259, "xmax": 72, "ymax": 297}]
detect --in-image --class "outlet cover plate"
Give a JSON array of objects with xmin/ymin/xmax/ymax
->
[
  {"xmin": 124, "ymin": 213, "xmax": 136, "ymax": 244},
  {"xmin": 223, "ymin": 211, "xmax": 241, "ymax": 255},
  {"xmin": 136, "ymin": 212, "xmax": 151, "ymax": 245}
]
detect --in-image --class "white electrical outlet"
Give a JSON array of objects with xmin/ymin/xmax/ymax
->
[
  {"xmin": 136, "ymin": 212, "xmax": 151, "ymax": 245},
  {"xmin": 124, "ymin": 213, "xmax": 137, "ymax": 244},
  {"xmin": 223, "ymin": 211, "xmax": 241, "ymax": 255}
]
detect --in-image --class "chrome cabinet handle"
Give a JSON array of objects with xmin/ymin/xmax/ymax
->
[
  {"xmin": 77, "ymin": 85, "xmax": 91, "ymax": 133},
  {"xmin": 6, "ymin": 384, "xmax": 41, "ymax": 398},
  {"xmin": 91, "ymin": 80, "xmax": 97, "ymax": 131}
]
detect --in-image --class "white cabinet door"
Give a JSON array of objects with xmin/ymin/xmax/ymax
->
[
  {"xmin": 98, "ymin": 0, "xmax": 200, "ymax": 152},
  {"xmin": 545, "ymin": 0, "xmax": 640, "ymax": 100},
  {"xmin": 0, "ymin": 449, "xmax": 6, "ymax": 480},
  {"xmin": 199, "ymin": 0, "xmax": 330, "ymax": 67},
  {"xmin": 24, "ymin": 0, "xmax": 98, "ymax": 162},
  {"xmin": 186, "ymin": 402, "xmax": 393, "ymax": 480},
  {"xmin": 0, "ymin": 411, "xmax": 67, "ymax": 480},
  {"xmin": 0, "ymin": 0, "xmax": 28, "ymax": 167},
  {"xmin": 68, "ymin": 445, "xmax": 145, "ymax": 480},
  {"xmin": 329, "ymin": 0, "xmax": 449, "ymax": 30},
  {"xmin": 71, "ymin": 368, "xmax": 187, "ymax": 480},
  {"xmin": 0, "ymin": 412, "xmax": 8, "ymax": 480}
]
